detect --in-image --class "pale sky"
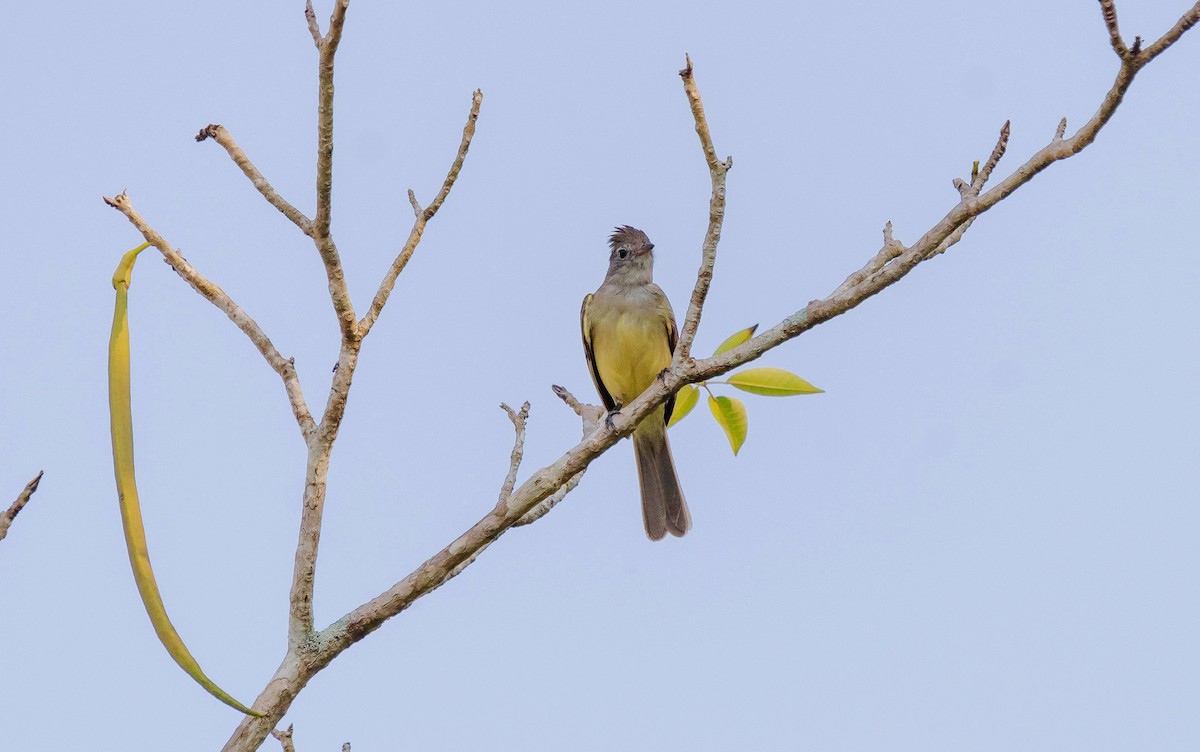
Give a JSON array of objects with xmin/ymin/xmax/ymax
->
[{"xmin": 2, "ymin": 1, "xmax": 1199, "ymax": 750}]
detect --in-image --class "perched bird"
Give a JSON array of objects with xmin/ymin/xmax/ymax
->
[{"xmin": 581, "ymin": 226, "xmax": 691, "ymax": 540}]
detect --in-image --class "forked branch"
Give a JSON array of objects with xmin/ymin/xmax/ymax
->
[
  {"xmin": 95, "ymin": 2, "xmax": 1199, "ymax": 751},
  {"xmin": 101, "ymin": 192, "xmax": 316, "ymax": 437}
]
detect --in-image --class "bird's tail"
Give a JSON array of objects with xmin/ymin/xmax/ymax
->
[{"xmin": 633, "ymin": 422, "xmax": 691, "ymax": 540}]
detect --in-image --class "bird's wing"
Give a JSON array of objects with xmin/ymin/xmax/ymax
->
[
  {"xmin": 663, "ymin": 298, "xmax": 679, "ymax": 427},
  {"xmin": 581, "ymin": 292, "xmax": 617, "ymax": 412}
]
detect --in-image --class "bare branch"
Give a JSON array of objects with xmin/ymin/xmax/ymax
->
[
  {"xmin": 1142, "ymin": 2, "xmax": 1200, "ymax": 59},
  {"xmin": 0, "ymin": 471, "xmax": 43, "ymax": 543},
  {"xmin": 308, "ymin": 8, "xmax": 1200, "ymax": 671},
  {"xmin": 271, "ymin": 725, "xmax": 295, "ymax": 752},
  {"xmin": 1099, "ymin": 0, "xmax": 1128, "ymax": 56},
  {"xmin": 424, "ymin": 89, "xmax": 483, "ymax": 221},
  {"xmin": 515, "ymin": 385, "xmax": 598, "ymax": 525},
  {"xmin": 312, "ymin": 0, "xmax": 358, "ymax": 341},
  {"xmin": 196, "ymin": 124, "xmax": 313, "ymax": 236},
  {"xmin": 497, "ymin": 402, "xmax": 531, "ymax": 507},
  {"xmin": 831, "ymin": 222, "xmax": 908, "ymax": 298},
  {"xmin": 673, "ymin": 54, "xmax": 730, "ymax": 361},
  {"xmin": 102, "ymin": 192, "xmax": 316, "ymax": 438},
  {"xmin": 217, "ymin": 5, "xmax": 1200, "ymax": 750},
  {"xmin": 975, "ymin": 120, "xmax": 1010, "ymax": 190},
  {"xmin": 358, "ymin": 89, "xmax": 484, "ymax": 336},
  {"xmin": 550, "ymin": 384, "xmax": 603, "ymax": 433},
  {"xmin": 304, "ymin": 1, "xmax": 321, "ymax": 47},
  {"xmin": 1055, "ymin": 117, "xmax": 1068, "ymax": 140}
]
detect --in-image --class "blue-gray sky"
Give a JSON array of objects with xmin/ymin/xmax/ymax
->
[{"xmin": 2, "ymin": 1, "xmax": 1198, "ymax": 750}]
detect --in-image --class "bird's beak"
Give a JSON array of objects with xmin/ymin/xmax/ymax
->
[{"xmin": 636, "ymin": 242, "xmax": 655, "ymax": 256}]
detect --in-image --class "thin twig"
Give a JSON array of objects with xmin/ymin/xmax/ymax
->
[
  {"xmin": 304, "ymin": 1, "xmax": 321, "ymax": 47},
  {"xmin": 270, "ymin": 724, "xmax": 295, "ymax": 752},
  {"xmin": 423, "ymin": 89, "xmax": 483, "ymax": 222},
  {"xmin": 103, "ymin": 192, "xmax": 317, "ymax": 438},
  {"xmin": 359, "ymin": 89, "xmax": 483, "ymax": 335},
  {"xmin": 515, "ymin": 386, "xmax": 596, "ymax": 525},
  {"xmin": 831, "ymin": 221, "xmax": 908, "ymax": 298},
  {"xmin": 0, "ymin": 471, "xmax": 44, "ymax": 543},
  {"xmin": 312, "ymin": 0, "xmax": 358, "ymax": 341},
  {"xmin": 1142, "ymin": 2, "xmax": 1200, "ymax": 58},
  {"xmin": 196, "ymin": 124, "xmax": 314, "ymax": 236},
  {"xmin": 974, "ymin": 120, "xmax": 1010, "ymax": 191},
  {"xmin": 497, "ymin": 402, "xmax": 531, "ymax": 508},
  {"xmin": 1099, "ymin": 0, "xmax": 1128, "ymax": 56},
  {"xmin": 673, "ymin": 54, "xmax": 730, "ymax": 361}
]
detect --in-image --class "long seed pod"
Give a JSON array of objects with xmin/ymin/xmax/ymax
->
[{"xmin": 108, "ymin": 242, "xmax": 261, "ymax": 717}]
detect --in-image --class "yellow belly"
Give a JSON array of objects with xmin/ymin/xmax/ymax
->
[{"xmin": 592, "ymin": 311, "xmax": 672, "ymax": 406}]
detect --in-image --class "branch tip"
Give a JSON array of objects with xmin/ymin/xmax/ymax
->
[
  {"xmin": 1, "ymin": 470, "xmax": 45, "ymax": 544},
  {"xmin": 195, "ymin": 124, "xmax": 222, "ymax": 142},
  {"xmin": 1055, "ymin": 116, "xmax": 1068, "ymax": 139},
  {"xmin": 271, "ymin": 724, "xmax": 296, "ymax": 752},
  {"xmin": 305, "ymin": 0, "xmax": 321, "ymax": 45},
  {"xmin": 1099, "ymin": 0, "xmax": 1128, "ymax": 56}
]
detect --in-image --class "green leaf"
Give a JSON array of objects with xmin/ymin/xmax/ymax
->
[
  {"xmin": 727, "ymin": 367, "xmax": 824, "ymax": 396},
  {"xmin": 712, "ymin": 324, "xmax": 758, "ymax": 356},
  {"xmin": 708, "ymin": 394, "xmax": 748, "ymax": 455},
  {"xmin": 668, "ymin": 384, "xmax": 700, "ymax": 428}
]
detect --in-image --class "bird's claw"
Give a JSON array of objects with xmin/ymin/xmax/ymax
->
[{"xmin": 605, "ymin": 409, "xmax": 620, "ymax": 431}]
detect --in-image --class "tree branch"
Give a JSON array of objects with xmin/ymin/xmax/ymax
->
[
  {"xmin": 196, "ymin": 124, "xmax": 314, "ymax": 236},
  {"xmin": 497, "ymin": 402, "xmax": 531, "ymax": 507},
  {"xmin": 673, "ymin": 54, "xmax": 731, "ymax": 362},
  {"xmin": 102, "ymin": 192, "xmax": 317, "ymax": 438},
  {"xmin": 0, "ymin": 471, "xmax": 43, "ymax": 544},
  {"xmin": 304, "ymin": 1, "xmax": 321, "ymax": 48},
  {"xmin": 515, "ymin": 386, "xmax": 596, "ymax": 526},
  {"xmin": 1142, "ymin": 1, "xmax": 1200, "ymax": 58},
  {"xmin": 271, "ymin": 724, "xmax": 296, "ymax": 752},
  {"xmin": 1099, "ymin": 0, "xmax": 1129, "ymax": 56},
  {"xmin": 359, "ymin": 89, "xmax": 483, "ymax": 336},
  {"xmin": 211, "ymin": 2, "xmax": 1200, "ymax": 750},
  {"xmin": 312, "ymin": 0, "xmax": 1200, "ymax": 667},
  {"xmin": 311, "ymin": 0, "xmax": 358, "ymax": 341}
]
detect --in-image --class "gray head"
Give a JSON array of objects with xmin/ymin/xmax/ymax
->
[{"xmin": 604, "ymin": 225, "xmax": 655, "ymax": 284}]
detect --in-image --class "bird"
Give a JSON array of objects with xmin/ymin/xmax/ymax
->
[{"xmin": 581, "ymin": 226, "xmax": 691, "ymax": 540}]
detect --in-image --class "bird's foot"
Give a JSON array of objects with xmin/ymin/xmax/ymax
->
[{"xmin": 605, "ymin": 409, "xmax": 621, "ymax": 431}]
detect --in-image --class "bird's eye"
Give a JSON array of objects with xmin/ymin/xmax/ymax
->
[{"xmin": 617, "ymin": 248, "xmax": 629, "ymax": 259}]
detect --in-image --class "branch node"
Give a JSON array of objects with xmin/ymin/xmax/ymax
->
[{"xmin": 1130, "ymin": 35, "xmax": 1143, "ymax": 55}]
